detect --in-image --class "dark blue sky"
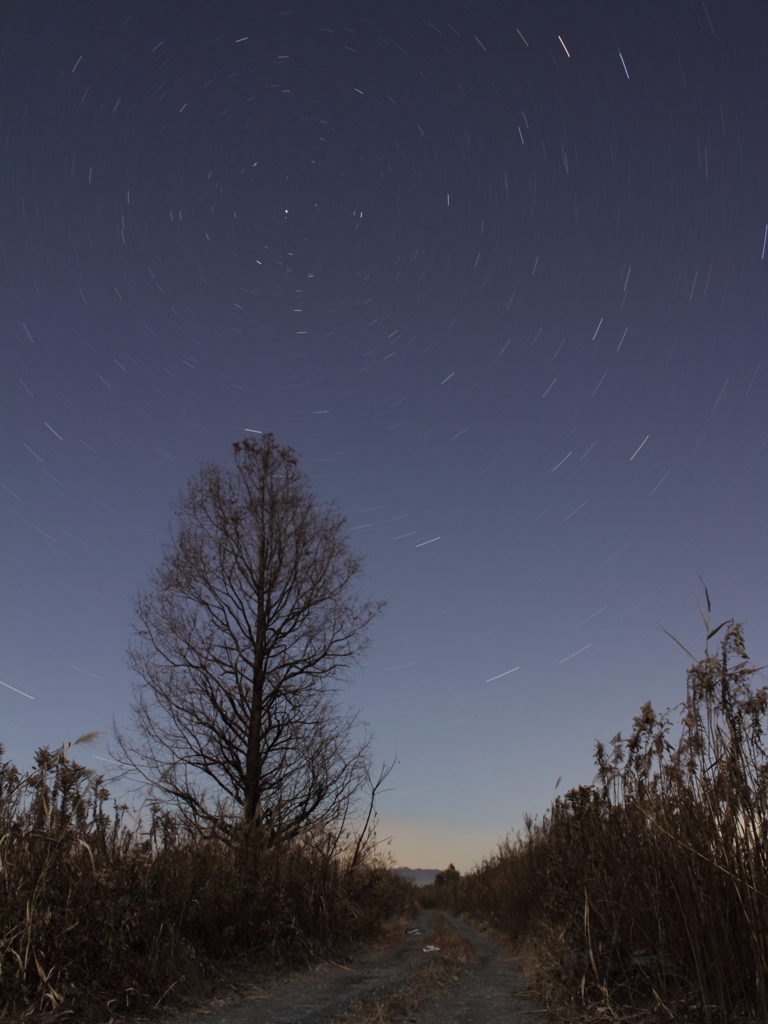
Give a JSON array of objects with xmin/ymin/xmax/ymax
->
[{"xmin": 2, "ymin": 0, "xmax": 766, "ymax": 870}]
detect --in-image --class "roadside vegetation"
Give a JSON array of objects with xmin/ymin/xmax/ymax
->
[
  {"xmin": 0, "ymin": 743, "xmax": 417, "ymax": 1020},
  {"xmin": 437, "ymin": 610, "xmax": 768, "ymax": 1023}
]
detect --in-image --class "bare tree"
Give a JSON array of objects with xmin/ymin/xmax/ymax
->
[{"xmin": 114, "ymin": 434, "xmax": 384, "ymax": 843}]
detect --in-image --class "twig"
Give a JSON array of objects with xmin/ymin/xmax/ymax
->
[{"xmin": 154, "ymin": 979, "xmax": 178, "ymax": 1007}]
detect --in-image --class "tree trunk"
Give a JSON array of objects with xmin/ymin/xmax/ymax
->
[
  {"xmin": 243, "ymin": 520, "xmax": 269, "ymax": 828},
  {"xmin": 243, "ymin": 667, "xmax": 264, "ymax": 827}
]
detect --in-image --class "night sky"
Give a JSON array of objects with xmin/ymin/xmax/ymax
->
[{"xmin": 2, "ymin": 0, "xmax": 766, "ymax": 872}]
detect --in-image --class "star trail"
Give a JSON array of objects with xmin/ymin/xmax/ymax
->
[{"xmin": 2, "ymin": 0, "xmax": 766, "ymax": 870}]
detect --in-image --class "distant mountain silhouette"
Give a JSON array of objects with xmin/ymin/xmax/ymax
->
[{"xmin": 392, "ymin": 866, "xmax": 441, "ymax": 886}]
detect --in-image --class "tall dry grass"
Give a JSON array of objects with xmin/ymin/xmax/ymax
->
[
  {"xmin": 0, "ymin": 741, "xmax": 416, "ymax": 1020},
  {"xmin": 445, "ymin": 617, "xmax": 767, "ymax": 1022}
]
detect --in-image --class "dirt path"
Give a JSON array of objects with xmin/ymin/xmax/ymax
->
[{"xmin": 153, "ymin": 910, "xmax": 553, "ymax": 1024}]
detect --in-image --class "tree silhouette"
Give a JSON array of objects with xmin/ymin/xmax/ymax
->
[
  {"xmin": 434, "ymin": 863, "xmax": 461, "ymax": 886},
  {"xmin": 114, "ymin": 434, "xmax": 384, "ymax": 843}
]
